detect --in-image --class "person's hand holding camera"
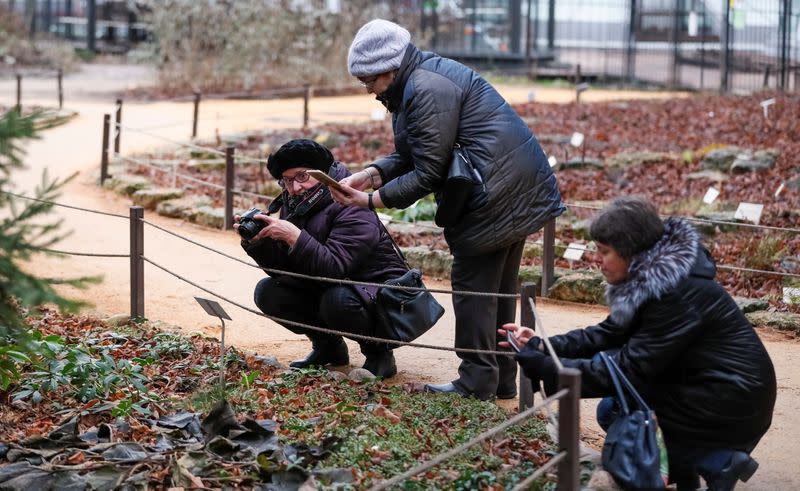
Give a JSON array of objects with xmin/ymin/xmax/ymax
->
[{"xmin": 235, "ymin": 208, "xmax": 301, "ymax": 247}]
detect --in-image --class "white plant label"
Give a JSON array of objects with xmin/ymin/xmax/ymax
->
[
  {"xmin": 570, "ymin": 132, "xmax": 585, "ymax": 148},
  {"xmin": 734, "ymin": 202, "xmax": 764, "ymax": 225},
  {"xmin": 370, "ymin": 109, "xmax": 386, "ymax": 121},
  {"xmin": 563, "ymin": 242, "xmax": 587, "ymax": 261},
  {"xmin": 784, "ymin": 287, "xmax": 800, "ymax": 305},
  {"xmin": 775, "ymin": 182, "xmax": 785, "ymax": 198},
  {"xmin": 702, "ymin": 187, "xmax": 720, "ymax": 204},
  {"xmin": 760, "ymin": 98, "xmax": 775, "ymax": 119},
  {"xmin": 548, "ymin": 155, "xmax": 558, "ymax": 168},
  {"xmin": 528, "ymin": 90, "xmax": 536, "ymax": 102}
]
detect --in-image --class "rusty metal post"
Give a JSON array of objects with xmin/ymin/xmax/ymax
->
[
  {"xmin": 114, "ymin": 98, "xmax": 122, "ymax": 154},
  {"xmin": 763, "ymin": 66, "xmax": 771, "ymax": 89},
  {"xmin": 192, "ymin": 91, "xmax": 201, "ymax": 139},
  {"xmin": 542, "ymin": 218, "xmax": 556, "ymax": 294},
  {"xmin": 224, "ymin": 146, "xmax": 235, "ymax": 230},
  {"xmin": 130, "ymin": 206, "xmax": 144, "ymax": 319},
  {"xmin": 518, "ymin": 283, "xmax": 537, "ymax": 411},
  {"xmin": 100, "ymin": 114, "xmax": 111, "ymax": 184},
  {"xmin": 303, "ymin": 84, "xmax": 311, "ymax": 129},
  {"xmin": 15, "ymin": 74, "xmax": 21, "ymax": 113},
  {"xmin": 557, "ymin": 368, "xmax": 581, "ymax": 491},
  {"xmin": 57, "ymin": 69, "xmax": 63, "ymax": 109}
]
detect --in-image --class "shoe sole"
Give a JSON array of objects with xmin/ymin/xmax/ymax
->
[{"xmin": 496, "ymin": 392, "xmax": 517, "ymax": 400}]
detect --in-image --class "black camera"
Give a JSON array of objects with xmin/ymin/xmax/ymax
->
[{"xmin": 238, "ymin": 207, "xmax": 266, "ymax": 240}]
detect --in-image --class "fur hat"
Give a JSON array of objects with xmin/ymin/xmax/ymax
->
[
  {"xmin": 348, "ymin": 19, "xmax": 411, "ymax": 77},
  {"xmin": 267, "ymin": 139, "xmax": 333, "ymax": 179}
]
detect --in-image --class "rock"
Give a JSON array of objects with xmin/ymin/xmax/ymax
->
[
  {"xmin": 194, "ymin": 206, "xmax": 225, "ymax": 229},
  {"xmin": 348, "ymin": 368, "xmax": 376, "ymax": 382},
  {"xmin": 105, "ymin": 314, "xmax": 131, "ymax": 327},
  {"xmin": 327, "ymin": 371, "xmax": 348, "ymax": 382},
  {"xmin": 730, "ymin": 149, "xmax": 778, "ymax": 173},
  {"xmin": 700, "ymin": 146, "xmax": 741, "ymax": 171},
  {"xmin": 693, "ymin": 211, "xmax": 741, "ymax": 233},
  {"xmin": 587, "ymin": 469, "xmax": 623, "ymax": 491},
  {"xmin": 132, "ymin": 188, "xmax": 184, "ymax": 210},
  {"xmin": 605, "ymin": 151, "xmax": 677, "ymax": 168},
  {"xmin": 561, "ymin": 157, "xmax": 604, "ymax": 170},
  {"xmin": 253, "ymin": 355, "xmax": 283, "ymax": 369},
  {"xmin": 787, "ymin": 176, "xmax": 800, "ymax": 191},
  {"xmin": 258, "ymin": 143, "xmax": 273, "ymax": 156},
  {"xmin": 259, "ymin": 180, "xmax": 283, "ymax": 197},
  {"xmin": 388, "ymin": 221, "xmax": 442, "ymax": 237},
  {"xmin": 189, "ymin": 149, "xmax": 222, "ymax": 160},
  {"xmin": 548, "ymin": 271, "xmax": 607, "ymax": 305},
  {"xmin": 401, "ymin": 246, "xmax": 453, "ymax": 278},
  {"xmin": 516, "ymin": 265, "xmax": 571, "ymax": 293},
  {"xmin": 781, "ymin": 256, "xmax": 800, "ymax": 274},
  {"xmin": 105, "ymin": 174, "xmax": 151, "ymax": 195},
  {"xmin": 186, "ymin": 158, "xmax": 227, "ymax": 171},
  {"xmin": 733, "ymin": 297, "xmax": 769, "ymax": 313},
  {"xmin": 746, "ymin": 311, "xmax": 800, "ymax": 333},
  {"xmin": 686, "ymin": 170, "xmax": 730, "ymax": 181},
  {"xmin": 313, "ymin": 132, "xmax": 345, "ymax": 149},
  {"xmin": 522, "ymin": 242, "xmax": 543, "ymax": 259},
  {"xmin": 156, "ymin": 196, "xmax": 211, "ymax": 220}
]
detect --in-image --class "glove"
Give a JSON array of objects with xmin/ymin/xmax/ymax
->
[{"xmin": 515, "ymin": 344, "xmax": 557, "ymax": 392}]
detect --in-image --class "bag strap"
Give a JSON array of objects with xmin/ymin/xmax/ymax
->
[
  {"xmin": 375, "ymin": 213, "xmax": 412, "ymax": 270},
  {"xmin": 600, "ymin": 351, "xmax": 652, "ymax": 413},
  {"xmin": 599, "ymin": 351, "xmax": 631, "ymax": 416}
]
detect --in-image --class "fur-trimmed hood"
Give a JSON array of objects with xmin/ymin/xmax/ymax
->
[{"xmin": 607, "ymin": 218, "xmax": 705, "ymax": 326}]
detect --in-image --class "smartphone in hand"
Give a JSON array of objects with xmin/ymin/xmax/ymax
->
[{"xmin": 506, "ymin": 331, "xmax": 521, "ymax": 352}]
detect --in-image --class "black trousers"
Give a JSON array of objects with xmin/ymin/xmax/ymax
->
[
  {"xmin": 450, "ymin": 239, "xmax": 524, "ymax": 400},
  {"xmin": 254, "ymin": 276, "xmax": 386, "ymax": 352}
]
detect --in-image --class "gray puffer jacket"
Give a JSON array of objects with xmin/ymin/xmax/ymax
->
[{"xmin": 371, "ymin": 44, "xmax": 564, "ymax": 256}]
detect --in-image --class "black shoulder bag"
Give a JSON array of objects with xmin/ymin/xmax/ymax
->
[
  {"xmin": 599, "ymin": 351, "xmax": 668, "ymax": 491},
  {"xmin": 374, "ymin": 222, "xmax": 445, "ymax": 342},
  {"xmin": 434, "ymin": 144, "xmax": 488, "ymax": 228}
]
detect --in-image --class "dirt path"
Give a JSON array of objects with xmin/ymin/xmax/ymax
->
[{"xmin": 1, "ymin": 65, "xmax": 794, "ymax": 490}]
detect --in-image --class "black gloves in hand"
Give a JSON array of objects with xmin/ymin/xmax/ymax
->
[{"xmin": 515, "ymin": 342, "xmax": 557, "ymax": 393}]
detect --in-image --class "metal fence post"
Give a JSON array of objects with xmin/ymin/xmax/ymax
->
[
  {"xmin": 519, "ymin": 283, "xmax": 537, "ymax": 411},
  {"xmin": 15, "ymin": 74, "xmax": 21, "ymax": 113},
  {"xmin": 546, "ymin": 0, "xmax": 555, "ymax": 51},
  {"xmin": 114, "ymin": 98, "xmax": 122, "ymax": 154},
  {"xmin": 87, "ymin": 0, "xmax": 96, "ymax": 52},
  {"xmin": 625, "ymin": 0, "xmax": 637, "ymax": 83},
  {"xmin": 224, "ymin": 146, "xmax": 235, "ymax": 230},
  {"xmin": 542, "ymin": 218, "xmax": 556, "ymax": 295},
  {"xmin": 303, "ymin": 84, "xmax": 312, "ymax": 129},
  {"xmin": 720, "ymin": 0, "xmax": 731, "ymax": 92},
  {"xmin": 192, "ymin": 91, "xmax": 201, "ymax": 139},
  {"xmin": 779, "ymin": 0, "xmax": 791, "ymax": 90},
  {"xmin": 670, "ymin": 0, "xmax": 681, "ymax": 88},
  {"xmin": 130, "ymin": 206, "xmax": 144, "ymax": 319},
  {"xmin": 57, "ymin": 69, "xmax": 64, "ymax": 109},
  {"xmin": 557, "ymin": 367, "xmax": 581, "ymax": 491},
  {"xmin": 100, "ymin": 114, "xmax": 110, "ymax": 184}
]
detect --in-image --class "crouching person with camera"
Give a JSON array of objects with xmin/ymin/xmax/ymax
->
[{"xmin": 234, "ymin": 139, "xmax": 409, "ymax": 378}]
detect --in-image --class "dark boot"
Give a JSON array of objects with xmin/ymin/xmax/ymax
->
[
  {"xmin": 290, "ymin": 336, "xmax": 349, "ymax": 369},
  {"xmin": 706, "ymin": 453, "xmax": 759, "ymax": 491},
  {"xmin": 360, "ymin": 344, "xmax": 397, "ymax": 378}
]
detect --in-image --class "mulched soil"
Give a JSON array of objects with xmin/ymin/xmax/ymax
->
[{"xmin": 124, "ymin": 90, "xmax": 800, "ymax": 310}]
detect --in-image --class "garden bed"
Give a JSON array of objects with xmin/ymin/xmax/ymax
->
[
  {"xmin": 0, "ymin": 309, "xmax": 557, "ymax": 490},
  {"xmin": 114, "ymin": 91, "xmax": 800, "ymax": 311}
]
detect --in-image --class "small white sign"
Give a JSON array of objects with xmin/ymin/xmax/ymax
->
[
  {"xmin": 528, "ymin": 90, "xmax": 536, "ymax": 102},
  {"xmin": 784, "ymin": 287, "xmax": 800, "ymax": 305},
  {"xmin": 563, "ymin": 242, "xmax": 587, "ymax": 261},
  {"xmin": 570, "ymin": 132, "xmax": 585, "ymax": 148},
  {"xmin": 734, "ymin": 202, "xmax": 764, "ymax": 225},
  {"xmin": 702, "ymin": 187, "xmax": 720, "ymax": 204},
  {"xmin": 370, "ymin": 109, "xmax": 386, "ymax": 121},
  {"xmin": 688, "ymin": 11, "xmax": 699, "ymax": 37},
  {"xmin": 576, "ymin": 82, "xmax": 590, "ymax": 93},
  {"xmin": 325, "ymin": 0, "xmax": 341, "ymax": 13},
  {"xmin": 548, "ymin": 155, "xmax": 558, "ymax": 168},
  {"xmin": 708, "ymin": 111, "xmax": 715, "ymax": 118},
  {"xmin": 775, "ymin": 182, "xmax": 785, "ymax": 198},
  {"xmin": 760, "ymin": 98, "xmax": 776, "ymax": 119}
]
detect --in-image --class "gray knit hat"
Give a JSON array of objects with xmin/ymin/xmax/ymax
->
[{"xmin": 348, "ymin": 19, "xmax": 411, "ymax": 77}]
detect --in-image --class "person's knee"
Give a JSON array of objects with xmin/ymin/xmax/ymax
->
[{"xmin": 254, "ymin": 277, "xmax": 282, "ymax": 315}]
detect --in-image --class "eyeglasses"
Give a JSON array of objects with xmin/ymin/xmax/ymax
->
[
  {"xmin": 358, "ymin": 75, "xmax": 379, "ymax": 88},
  {"xmin": 278, "ymin": 171, "xmax": 310, "ymax": 188}
]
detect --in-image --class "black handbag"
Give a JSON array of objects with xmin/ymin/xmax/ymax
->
[
  {"xmin": 434, "ymin": 144, "xmax": 488, "ymax": 228},
  {"xmin": 374, "ymin": 223, "xmax": 445, "ymax": 342},
  {"xmin": 599, "ymin": 351, "xmax": 667, "ymax": 491}
]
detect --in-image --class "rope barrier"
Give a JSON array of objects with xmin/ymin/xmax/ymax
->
[
  {"xmin": 141, "ymin": 256, "xmax": 515, "ymax": 356},
  {"xmin": 565, "ymin": 202, "xmax": 800, "ymax": 234},
  {"xmin": 31, "ymin": 247, "xmax": 129, "ymax": 258},
  {"xmin": 0, "ymin": 191, "xmax": 129, "ymax": 219},
  {"xmin": 717, "ymin": 264, "xmax": 800, "ymax": 278},
  {"xmin": 231, "ymin": 188, "xmax": 275, "ymax": 202},
  {"xmin": 139, "ymin": 218, "xmax": 522, "ymax": 299},
  {"xmin": 367, "ymin": 388, "xmax": 569, "ymax": 491},
  {"xmin": 115, "ymin": 154, "xmax": 226, "ymax": 191}
]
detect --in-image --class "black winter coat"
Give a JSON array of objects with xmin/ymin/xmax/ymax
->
[
  {"xmin": 242, "ymin": 163, "xmax": 408, "ymax": 305},
  {"xmin": 371, "ymin": 45, "xmax": 564, "ymax": 256},
  {"xmin": 520, "ymin": 219, "xmax": 776, "ymax": 450}
]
